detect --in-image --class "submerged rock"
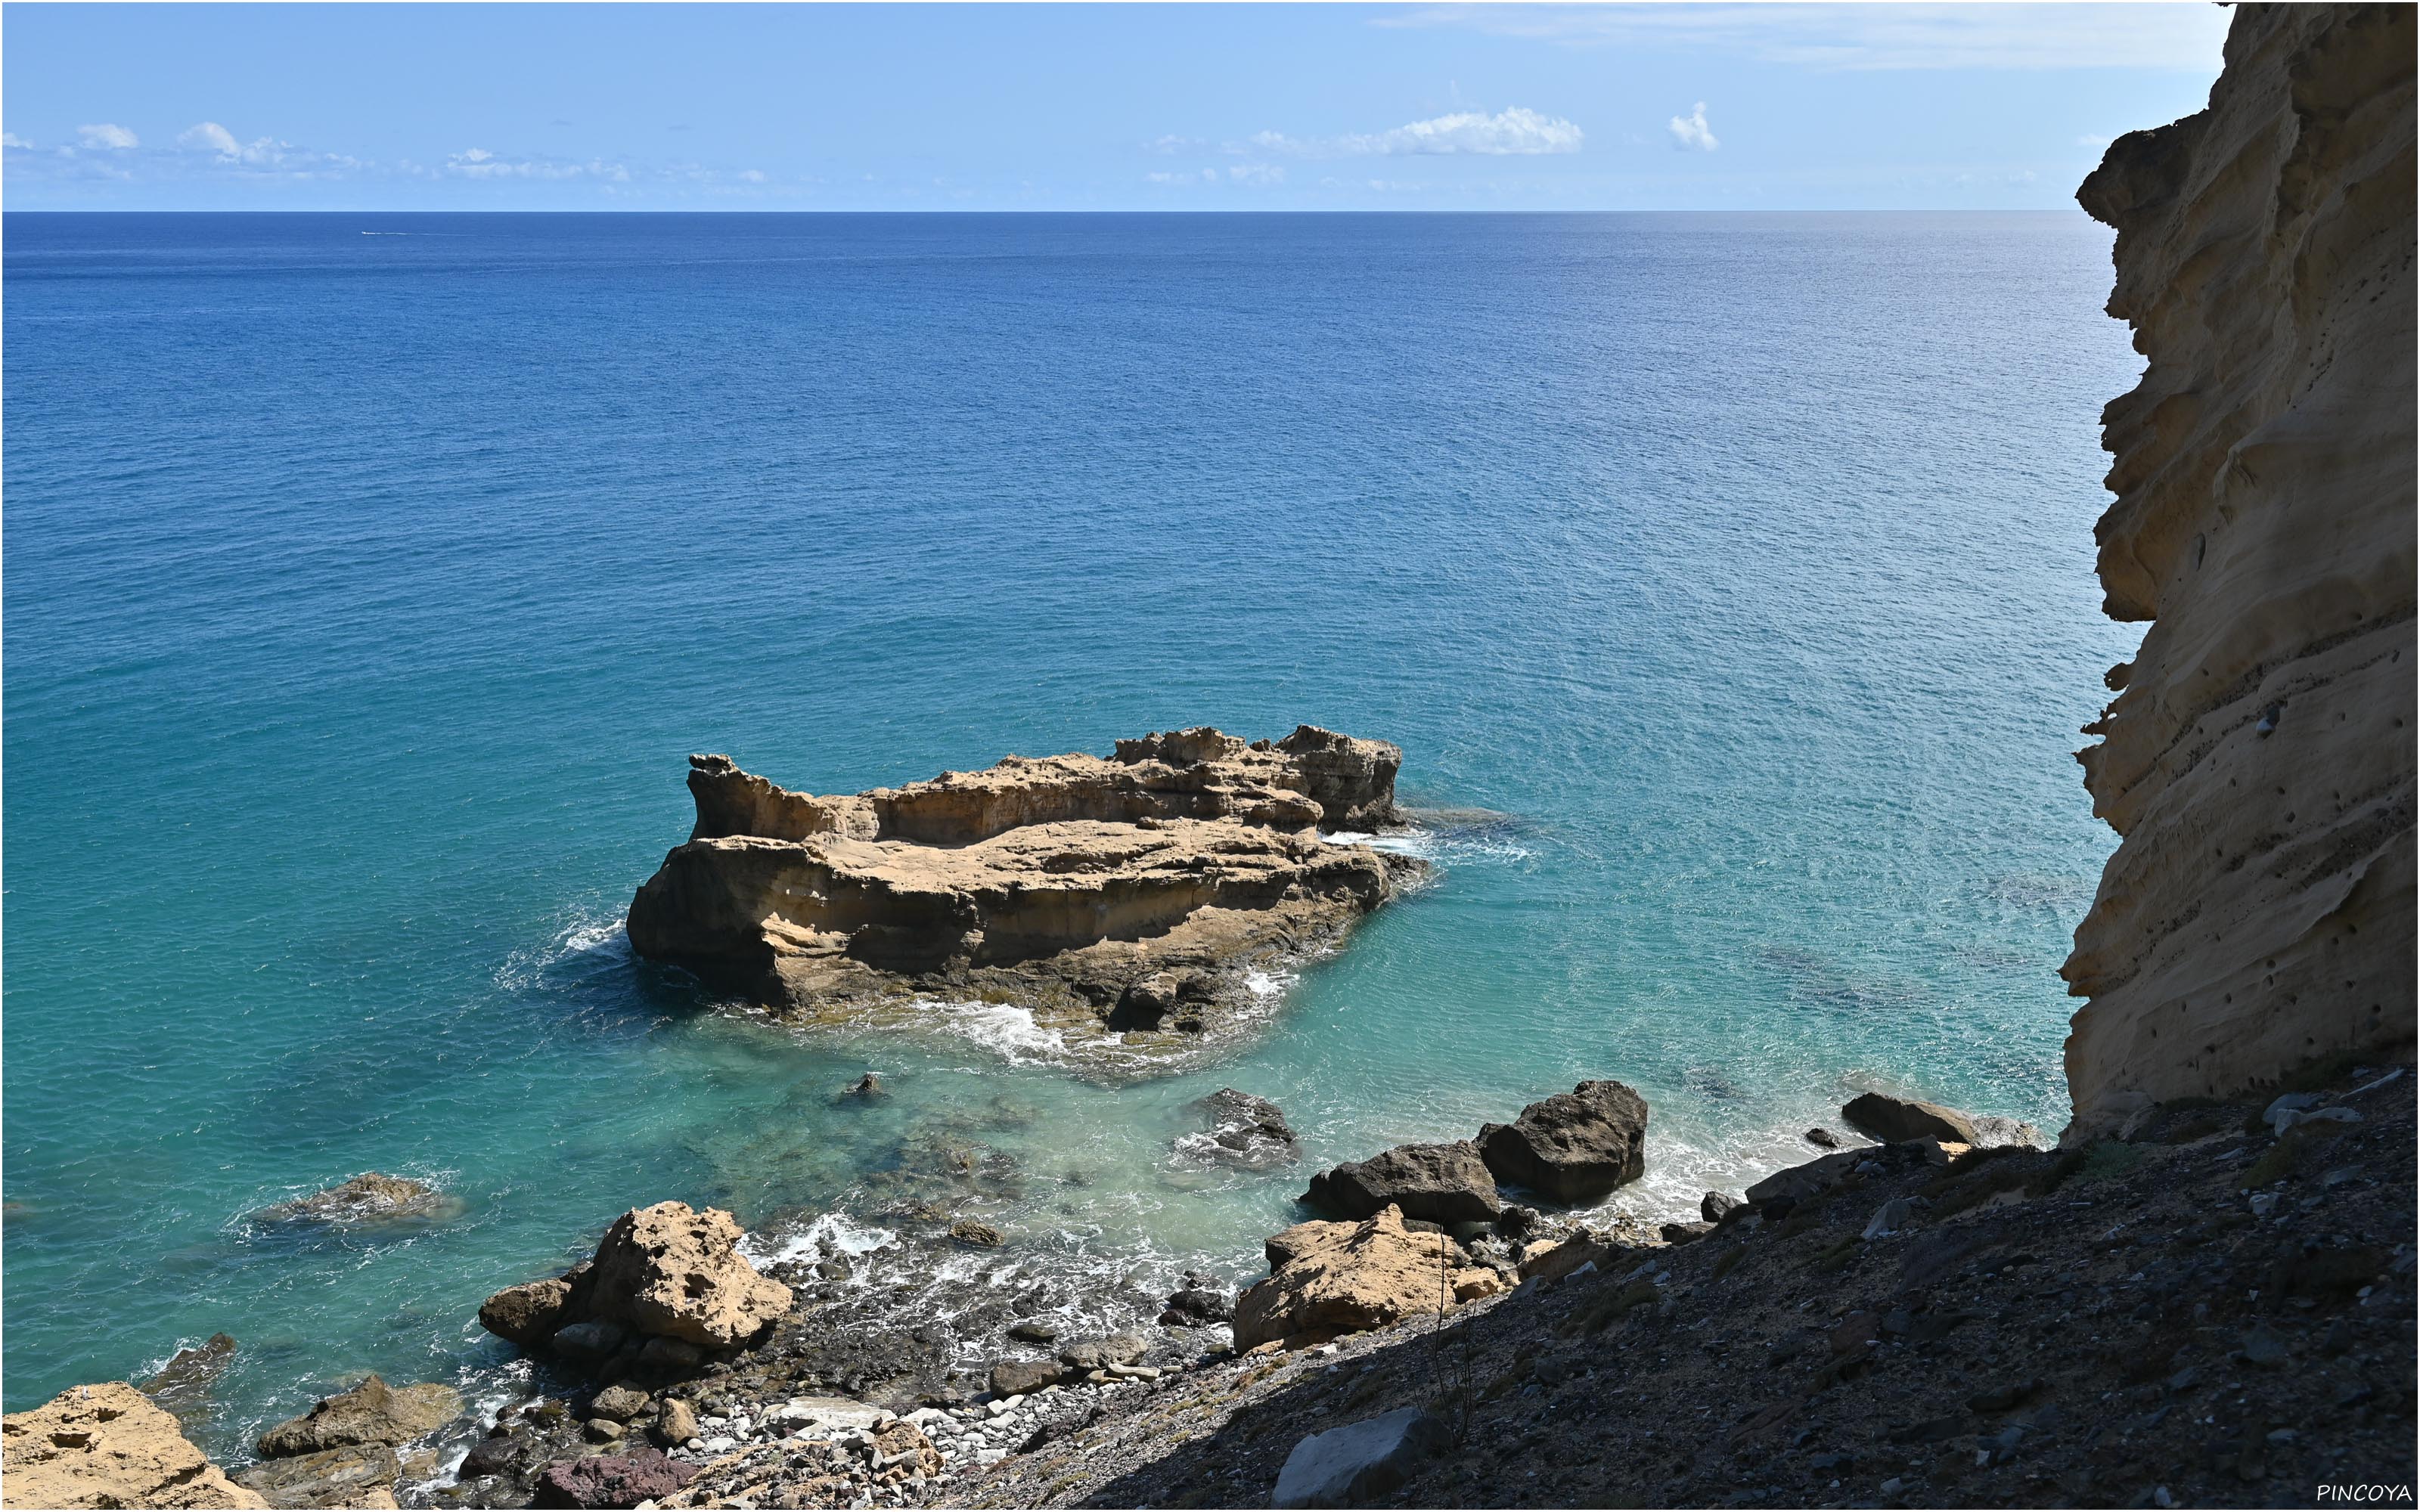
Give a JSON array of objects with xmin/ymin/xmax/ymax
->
[
  {"xmin": 1302, "ymin": 1141, "xmax": 1501, "ymax": 1225},
  {"xmin": 1178, "ymin": 1088, "xmax": 1302, "ymax": 1170},
  {"xmin": 623, "ymin": 728, "xmax": 1416, "ymax": 1061},
  {"xmin": 139, "ymin": 1332, "xmax": 238, "ymax": 1429},
  {"xmin": 254, "ymin": 1174, "xmax": 457, "ymax": 1228},
  {"xmin": 256, "ymin": 1374, "xmax": 462, "ymax": 1458},
  {"xmin": 1, "ymin": 1382, "xmax": 267, "ymax": 1509},
  {"xmin": 1476, "ymin": 1080, "xmax": 1649, "ymax": 1204}
]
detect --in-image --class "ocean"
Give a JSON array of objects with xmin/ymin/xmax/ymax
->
[{"xmin": 1, "ymin": 210, "xmax": 2136, "ymax": 1460}]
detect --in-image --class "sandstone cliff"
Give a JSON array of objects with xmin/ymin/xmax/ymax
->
[
  {"xmin": 627, "ymin": 727, "xmax": 1413, "ymax": 1061},
  {"xmin": 2063, "ymin": 2, "xmax": 2417, "ymax": 1136},
  {"xmin": 1, "ymin": 1383, "xmax": 266, "ymax": 1509}
]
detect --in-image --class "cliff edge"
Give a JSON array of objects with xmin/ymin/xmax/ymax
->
[{"xmin": 2064, "ymin": 2, "xmax": 2417, "ymax": 1136}]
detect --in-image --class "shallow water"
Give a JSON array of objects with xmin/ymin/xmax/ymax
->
[{"xmin": 2, "ymin": 211, "xmax": 2135, "ymax": 1456}]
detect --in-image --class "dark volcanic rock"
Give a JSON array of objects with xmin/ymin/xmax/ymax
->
[
  {"xmin": 1841, "ymin": 1092, "xmax": 1980, "ymax": 1146},
  {"xmin": 1475, "ymin": 1080, "xmax": 1649, "ymax": 1204},
  {"xmin": 1181, "ymin": 1089, "xmax": 1302, "ymax": 1170},
  {"xmin": 531, "ymin": 1448, "xmax": 696, "ymax": 1509},
  {"xmin": 1303, "ymin": 1142, "xmax": 1501, "ymax": 1225}
]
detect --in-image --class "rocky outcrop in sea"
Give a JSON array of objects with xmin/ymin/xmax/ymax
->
[{"xmin": 625, "ymin": 727, "xmax": 1418, "ymax": 1065}]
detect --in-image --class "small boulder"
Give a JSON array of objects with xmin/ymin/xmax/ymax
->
[
  {"xmin": 650, "ymin": 1399, "xmax": 700, "ymax": 1447},
  {"xmin": 140, "ymin": 1333, "xmax": 240, "ymax": 1429},
  {"xmin": 1841, "ymin": 1092, "xmax": 1979, "ymax": 1147},
  {"xmin": 582, "ymin": 1202, "xmax": 793, "ymax": 1350},
  {"xmin": 1518, "ymin": 1234, "xmax": 1613, "ymax": 1284},
  {"xmin": 988, "ymin": 1360, "xmax": 1066, "ymax": 1397},
  {"xmin": 949, "ymin": 1219, "xmax": 1005, "ymax": 1247},
  {"xmin": 479, "ymin": 1277, "xmax": 573, "ymax": 1349},
  {"xmin": 460, "ymin": 1436, "xmax": 521, "ymax": 1479},
  {"xmin": 256, "ymin": 1376, "xmax": 463, "ymax": 1459},
  {"xmin": 1745, "ymin": 1150, "xmax": 1861, "ymax": 1208},
  {"xmin": 1006, "ymin": 1319, "xmax": 1058, "ymax": 1343},
  {"xmin": 1234, "ymin": 1206, "xmax": 1461, "ymax": 1349},
  {"xmin": 2, "ymin": 1382, "xmax": 267, "ymax": 1509},
  {"xmin": 1179, "ymin": 1089, "xmax": 1302, "ymax": 1170},
  {"xmin": 1475, "ymin": 1080, "xmax": 1649, "ymax": 1204},
  {"xmin": 586, "ymin": 1384, "xmax": 649, "ymax": 1422},
  {"xmin": 636, "ymin": 1334, "xmax": 703, "ymax": 1373},
  {"xmin": 1272, "ymin": 1407, "xmax": 1448, "ymax": 1508},
  {"xmin": 842, "ymin": 1072, "xmax": 886, "ymax": 1098},
  {"xmin": 1660, "ymin": 1220, "xmax": 1715, "ymax": 1245},
  {"xmin": 1159, "ymin": 1278, "xmax": 1233, "ymax": 1326},
  {"xmin": 529, "ymin": 1448, "xmax": 696, "ymax": 1510},
  {"xmin": 871, "ymin": 1419, "xmax": 943, "ymax": 1478},
  {"xmin": 1804, "ymin": 1127, "xmax": 1842, "ymax": 1149},
  {"xmin": 1302, "ymin": 1141, "xmax": 1501, "ymax": 1225},
  {"xmin": 1057, "ymin": 1332, "xmax": 1149, "ymax": 1371},
  {"xmin": 1700, "ymin": 1191, "xmax": 1745, "ymax": 1224}
]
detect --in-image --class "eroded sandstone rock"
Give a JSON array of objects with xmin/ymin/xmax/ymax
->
[
  {"xmin": 2063, "ymin": 3, "xmax": 2415, "ymax": 1136},
  {"xmin": 625, "ymin": 728, "xmax": 1414, "ymax": 1061},
  {"xmin": 1476, "ymin": 1080, "xmax": 1649, "ymax": 1204},
  {"xmin": 478, "ymin": 1202, "xmax": 791, "ymax": 1363},
  {"xmin": 1233, "ymin": 1206, "xmax": 1463, "ymax": 1349},
  {"xmin": 1840, "ymin": 1092, "xmax": 1978, "ymax": 1148},
  {"xmin": 584, "ymin": 1203, "xmax": 793, "ymax": 1350},
  {"xmin": 1, "ymin": 1382, "xmax": 267, "ymax": 1509}
]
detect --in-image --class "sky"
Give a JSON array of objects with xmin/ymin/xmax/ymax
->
[{"xmin": 1, "ymin": 2, "xmax": 2232, "ymax": 211}]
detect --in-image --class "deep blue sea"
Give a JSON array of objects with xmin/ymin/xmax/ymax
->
[{"xmin": 2, "ymin": 212, "xmax": 2136, "ymax": 1458}]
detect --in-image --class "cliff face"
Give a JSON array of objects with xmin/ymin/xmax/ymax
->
[{"xmin": 2063, "ymin": 3, "xmax": 2417, "ymax": 1135}]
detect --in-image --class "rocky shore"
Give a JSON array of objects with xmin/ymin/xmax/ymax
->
[{"xmin": 625, "ymin": 727, "xmax": 1419, "ymax": 1066}]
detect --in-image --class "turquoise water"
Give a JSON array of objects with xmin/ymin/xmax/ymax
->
[{"xmin": 3, "ymin": 212, "xmax": 2135, "ymax": 1456}]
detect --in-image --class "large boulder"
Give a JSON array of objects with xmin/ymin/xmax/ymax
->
[
  {"xmin": 1476, "ymin": 1080, "xmax": 1649, "ymax": 1204},
  {"xmin": 583, "ymin": 1202, "xmax": 793, "ymax": 1349},
  {"xmin": 1841, "ymin": 1092, "xmax": 1979, "ymax": 1147},
  {"xmin": 1273, "ymin": 1407, "xmax": 1448, "ymax": 1508},
  {"xmin": 1, "ymin": 1382, "xmax": 267, "ymax": 1509},
  {"xmin": 1233, "ymin": 1206, "xmax": 1463, "ymax": 1349},
  {"xmin": 1302, "ymin": 1141, "xmax": 1500, "ymax": 1225}
]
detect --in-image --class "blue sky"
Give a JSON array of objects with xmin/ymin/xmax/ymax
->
[{"xmin": 2, "ymin": 3, "xmax": 2229, "ymax": 211}]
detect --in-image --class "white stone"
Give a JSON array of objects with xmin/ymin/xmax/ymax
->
[{"xmin": 1273, "ymin": 1408, "xmax": 1448, "ymax": 1509}]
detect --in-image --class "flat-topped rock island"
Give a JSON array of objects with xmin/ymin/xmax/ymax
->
[{"xmin": 625, "ymin": 725, "xmax": 1421, "ymax": 1063}]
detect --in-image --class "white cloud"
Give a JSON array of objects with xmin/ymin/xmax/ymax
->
[
  {"xmin": 1, "ymin": 132, "xmax": 30, "ymax": 150},
  {"xmin": 740, "ymin": 169, "xmax": 767, "ymax": 183},
  {"xmin": 1668, "ymin": 102, "xmax": 1719, "ymax": 151},
  {"xmin": 179, "ymin": 122, "xmax": 242, "ymax": 157},
  {"xmin": 2075, "ymin": 133, "xmax": 2114, "ymax": 148},
  {"xmin": 1252, "ymin": 105, "xmax": 1581, "ymax": 159},
  {"xmin": 1378, "ymin": 4, "xmax": 2229, "ymax": 71},
  {"xmin": 78, "ymin": 123, "xmax": 138, "ymax": 150},
  {"xmin": 1147, "ymin": 135, "xmax": 1204, "ymax": 155},
  {"xmin": 459, "ymin": 147, "xmax": 495, "ymax": 163},
  {"xmin": 1228, "ymin": 163, "xmax": 1286, "ymax": 185}
]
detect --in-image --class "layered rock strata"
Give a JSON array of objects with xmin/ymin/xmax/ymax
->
[
  {"xmin": 2062, "ymin": 3, "xmax": 2417, "ymax": 1135},
  {"xmin": 627, "ymin": 727, "xmax": 1414, "ymax": 1058},
  {"xmin": 0, "ymin": 1383, "xmax": 266, "ymax": 1509}
]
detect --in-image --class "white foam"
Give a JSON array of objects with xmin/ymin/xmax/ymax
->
[
  {"xmin": 919, "ymin": 997, "xmax": 1073, "ymax": 1067},
  {"xmin": 746, "ymin": 1210, "xmax": 899, "ymax": 1270}
]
